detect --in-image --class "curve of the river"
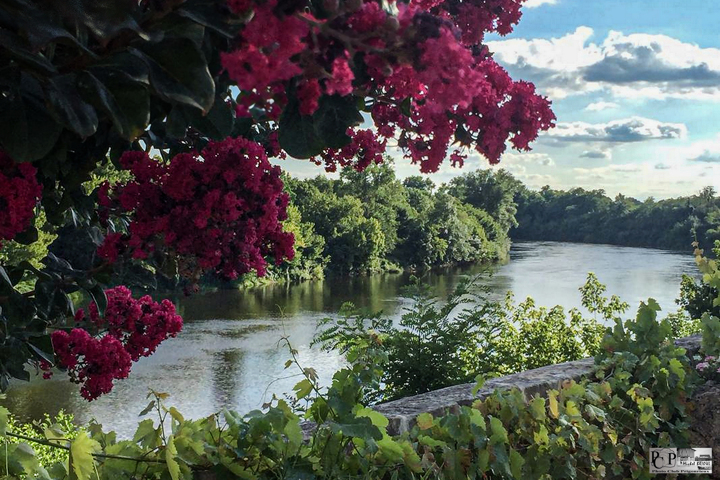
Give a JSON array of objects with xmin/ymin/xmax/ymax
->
[{"xmin": 4, "ymin": 241, "xmax": 700, "ymax": 437}]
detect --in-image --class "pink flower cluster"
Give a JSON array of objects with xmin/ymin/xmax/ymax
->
[
  {"xmin": 316, "ymin": 129, "xmax": 387, "ymax": 172},
  {"xmin": 50, "ymin": 330, "xmax": 132, "ymax": 400},
  {"xmin": 87, "ymin": 286, "xmax": 183, "ymax": 361},
  {"xmin": 219, "ymin": 0, "xmax": 554, "ymax": 174},
  {"xmin": 49, "ymin": 286, "xmax": 183, "ymax": 400},
  {"xmin": 696, "ymin": 355, "xmax": 720, "ymax": 374},
  {"xmin": 365, "ymin": 26, "xmax": 555, "ymax": 173},
  {"xmin": 98, "ymin": 137, "xmax": 294, "ymax": 281},
  {"xmin": 0, "ymin": 151, "xmax": 42, "ymax": 246}
]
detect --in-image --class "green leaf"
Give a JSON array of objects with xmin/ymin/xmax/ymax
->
[
  {"xmin": 377, "ymin": 437, "xmax": 405, "ymax": 462},
  {"xmin": 488, "ymin": 417, "xmax": 508, "ymax": 445},
  {"xmin": 79, "ymin": 72, "xmax": 150, "ymax": 140},
  {"xmin": 169, "ymin": 407, "xmax": 185, "ymax": 424},
  {"xmin": 135, "ymin": 38, "xmax": 215, "ymax": 113},
  {"xmin": 548, "ymin": 391, "xmax": 559, "ymax": 418},
  {"xmin": 0, "ymin": 84, "xmax": 62, "ymax": 162},
  {"xmin": 293, "ymin": 379, "xmax": 313, "ymax": 400},
  {"xmin": 416, "ymin": 412, "xmax": 434, "ymax": 430},
  {"xmin": 565, "ymin": 400, "xmax": 581, "ymax": 417},
  {"xmin": 34, "ymin": 281, "xmax": 59, "ymax": 320},
  {"xmin": 356, "ymin": 407, "xmax": 389, "ymax": 429},
  {"xmin": 177, "ymin": 1, "xmax": 241, "ymax": 37},
  {"xmin": 472, "ymin": 374, "xmax": 486, "ymax": 395},
  {"xmin": 13, "ymin": 225, "xmax": 39, "ymax": 245},
  {"xmin": 0, "ymin": 29, "xmax": 57, "ymax": 74},
  {"xmin": 45, "ymin": 75, "xmax": 99, "ymax": 137},
  {"xmin": 477, "ymin": 449, "xmax": 490, "ymax": 472},
  {"xmin": 284, "ymin": 419, "xmax": 303, "ymax": 452},
  {"xmin": 533, "ymin": 424, "xmax": 549, "ymax": 445},
  {"xmin": 91, "ymin": 51, "xmax": 150, "ymax": 85},
  {"xmin": 0, "ymin": 266, "xmax": 13, "ymax": 292},
  {"xmin": 79, "ymin": 0, "xmax": 143, "ymax": 40},
  {"xmin": 27, "ymin": 338, "xmax": 55, "ymax": 364},
  {"xmin": 330, "ymin": 418, "xmax": 382, "ymax": 440},
  {"xmin": 529, "ymin": 396, "xmax": 546, "ymax": 420},
  {"xmin": 87, "ymin": 284, "xmax": 108, "ymax": 317},
  {"xmin": 166, "ymin": 436, "xmax": 181, "ymax": 480},
  {"xmin": 491, "ymin": 444, "xmax": 512, "ymax": 478},
  {"xmin": 278, "ymin": 94, "xmax": 324, "ymax": 159},
  {"xmin": 3, "ymin": 291, "xmax": 38, "ymax": 328},
  {"xmin": 139, "ymin": 401, "xmax": 156, "ymax": 416},
  {"xmin": 509, "ymin": 448, "xmax": 525, "ymax": 479},
  {"xmin": 584, "ymin": 404, "xmax": 606, "ymax": 421},
  {"xmin": 0, "ymin": 405, "xmax": 9, "ymax": 436},
  {"xmin": 133, "ymin": 418, "xmax": 160, "ymax": 449},
  {"xmin": 70, "ymin": 432, "xmax": 100, "ymax": 480},
  {"xmin": 167, "ymin": 99, "xmax": 234, "ymax": 140},
  {"xmin": 312, "ymin": 95, "xmax": 363, "ymax": 149},
  {"xmin": 14, "ymin": 443, "xmax": 51, "ymax": 479},
  {"xmin": 417, "ymin": 434, "xmax": 446, "ymax": 448}
]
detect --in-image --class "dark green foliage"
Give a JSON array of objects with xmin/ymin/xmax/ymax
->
[
  {"xmin": 676, "ymin": 242, "xmax": 720, "ymax": 323},
  {"xmin": 274, "ymin": 204, "xmax": 328, "ymax": 282},
  {"xmin": 284, "ymin": 164, "xmax": 517, "ymax": 276},
  {"xmin": 514, "ymin": 185, "xmax": 720, "ymax": 251},
  {"xmin": 447, "ymin": 169, "xmax": 522, "ymax": 236},
  {"xmin": 678, "ymin": 274, "xmax": 720, "ymax": 320}
]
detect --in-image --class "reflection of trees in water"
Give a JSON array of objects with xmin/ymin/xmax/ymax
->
[
  {"xmin": 3, "ymin": 377, "xmax": 84, "ymax": 425},
  {"xmin": 210, "ymin": 349, "xmax": 245, "ymax": 410},
  {"xmin": 171, "ymin": 263, "xmax": 515, "ymax": 323}
]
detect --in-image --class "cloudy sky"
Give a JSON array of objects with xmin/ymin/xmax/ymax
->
[{"xmin": 279, "ymin": 0, "xmax": 720, "ymax": 199}]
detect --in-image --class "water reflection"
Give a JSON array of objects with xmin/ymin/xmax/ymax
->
[{"xmin": 3, "ymin": 241, "xmax": 699, "ymax": 437}]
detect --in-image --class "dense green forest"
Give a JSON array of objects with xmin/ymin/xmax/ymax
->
[
  {"xmin": 277, "ymin": 163, "xmax": 520, "ymax": 280},
  {"xmin": 514, "ymin": 185, "xmax": 720, "ymax": 251},
  {"xmin": 271, "ymin": 167, "xmax": 720, "ymax": 283}
]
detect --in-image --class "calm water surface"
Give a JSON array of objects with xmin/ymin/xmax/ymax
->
[{"xmin": 4, "ymin": 241, "xmax": 699, "ymax": 436}]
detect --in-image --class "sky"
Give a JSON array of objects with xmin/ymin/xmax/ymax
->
[{"xmin": 278, "ymin": 0, "xmax": 720, "ymax": 199}]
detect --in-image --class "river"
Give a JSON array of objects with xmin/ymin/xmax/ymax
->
[{"xmin": 3, "ymin": 241, "xmax": 700, "ymax": 437}]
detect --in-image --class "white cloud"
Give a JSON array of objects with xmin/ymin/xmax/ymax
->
[
  {"xmin": 565, "ymin": 161, "xmax": 720, "ymax": 199},
  {"xmin": 488, "ymin": 28, "xmax": 720, "ymax": 100},
  {"xmin": 520, "ymin": 173, "xmax": 554, "ymax": 188},
  {"xmin": 580, "ymin": 149, "xmax": 611, "ymax": 160},
  {"xmin": 545, "ymin": 117, "xmax": 687, "ymax": 143},
  {"xmin": 524, "ymin": 0, "xmax": 557, "ymax": 8},
  {"xmin": 502, "ymin": 152, "xmax": 555, "ymax": 166},
  {"xmin": 690, "ymin": 150, "xmax": 720, "ymax": 163},
  {"xmin": 585, "ymin": 101, "xmax": 619, "ymax": 111}
]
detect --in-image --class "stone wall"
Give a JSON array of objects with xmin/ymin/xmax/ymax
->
[{"xmin": 374, "ymin": 334, "xmax": 703, "ymax": 436}]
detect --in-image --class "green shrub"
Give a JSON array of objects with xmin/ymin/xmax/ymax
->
[
  {"xmin": 688, "ymin": 242, "xmax": 720, "ymax": 356},
  {"xmin": 316, "ymin": 273, "xmax": 620, "ymax": 401},
  {"xmin": 5, "ymin": 410, "xmax": 81, "ymax": 468},
  {"xmin": 664, "ymin": 310, "xmax": 701, "ymax": 338}
]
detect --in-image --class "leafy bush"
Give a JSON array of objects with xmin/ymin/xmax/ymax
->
[
  {"xmin": 678, "ymin": 273, "xmax": 720, "ymax": 320},
  {"xmin": 316, "ymin": 273, "xmax": 622, "ymax": 401},
  {"xmin": 663, "ymin": 310, "xmax": 701, "ymax": 338},
  {"xmin": 688, "ymin": 242, "xmax": 720, "ymax": 356},
  {"xmin": 6, "ymin": 410, "xmax": 81, "ymax": 468},
  {"xmin": 0, "ymin": 298, "xmax": 703, "ymax": 480}
]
